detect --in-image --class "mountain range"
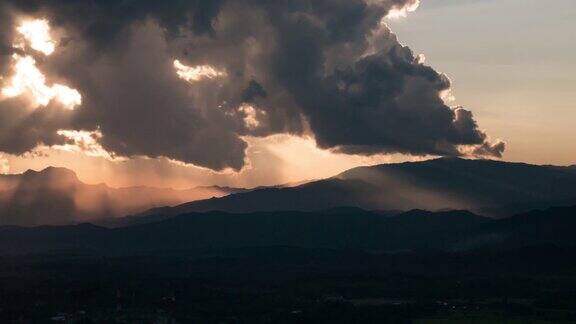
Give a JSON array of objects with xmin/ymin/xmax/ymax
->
[
  {"xmin": 2, "ymin": 157, "xmax": 575, "ymax": 227},
  {"xmin": 136, "ymin": 158, "xmax": 576, "ymax": 220},
  {"xmin": 1, "ymin": 206, "xmax": 575, "ymax": 256},
  {"xmin": 1, "ymin": 157, "xmax": 576, "ymax": 269},
  {"xmin": 0, "ymin": 167, "xmax": 243, "ymax": 226}
]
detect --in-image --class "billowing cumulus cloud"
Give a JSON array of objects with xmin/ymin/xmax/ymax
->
[{"xmin": 0, "ymin": 0, "xmax": 504, "ymax": 172}]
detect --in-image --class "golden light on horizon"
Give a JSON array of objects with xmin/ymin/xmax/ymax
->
[{"xmin": 15, "ymin": 19, "xmax": 56, "ymax": 55}]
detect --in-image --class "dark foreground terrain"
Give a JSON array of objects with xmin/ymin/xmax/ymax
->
[
  {"xmin": 2, "ymin": 206, "xmax": 576, "ymax": 323},
  {"xmin": 2, "ymin": 247, "xmax": 576, "ymax": 323}
]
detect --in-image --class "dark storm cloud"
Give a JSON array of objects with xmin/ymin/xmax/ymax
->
[
  {"xmin": 0, "ymin": 3, "xmax": 16, "ymax": 76},
  {"xmin": 0, "ymin": 98, "xmax": 73, "ymax": 154},
  {"xmin": 0, "ymin": 0, "xmax": 504, "ymax": 171},
  {"xmin": 242, "ymin": 81, "xmax": 268, "ymax": 103},
  {"xmin": 472, "ymin": 140, "xmax": 506, "ymax": 158}
]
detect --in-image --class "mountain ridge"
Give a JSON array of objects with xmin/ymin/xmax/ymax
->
[
  {"xmin": 0, "ymin": 207, "xmax": 491, "ymax": 255},
  {"xmin": 2, "ymin": 206, "xmax": 576, "ymax": 256},
  {"xmin": 3, "ymin": 157, "xmax": 575, "ymax": 226},
  {"xmin": 132, "ymin": 158, "xmax": 576, "ymax": 220}
]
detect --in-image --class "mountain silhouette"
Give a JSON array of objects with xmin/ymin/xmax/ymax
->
[
  {"xmin": 451, "ymin": 205, "xmax": 576, "ymax": 251},
  {"xmin": 136, "ymin": 158, "xmax": 576, "ymax": 219},
  {"xmin": 2, "ymin": 206, "xmax": 576, "ymax": 256},
  {"xmin": 0, "ymin": 208, "xmax": 489, "ymax": 255},
  {"xmin": 3, "ymin": 158, "xmax": 575, "ymax": 226},
  {"xmin": 0, "ymin": 167, "xmax": 244, "ymax": 226}
]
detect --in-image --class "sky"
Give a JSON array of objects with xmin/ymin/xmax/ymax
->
[
  {"xmin": 388, "ymin": 0, "xmax": 576, "ymax": 166},
  {"xmin": 0, "ymin": 0, "xmax": 573, "ymax": 189}
]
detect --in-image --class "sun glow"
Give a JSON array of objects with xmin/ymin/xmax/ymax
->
[
  {"xmin": 54, "ymin": 130, "xmax": 115, "ymax": 159},
  {"xmin": 173, "ymin": 59, "xmax": 227, "ymax": 82},
  {"xmin": 15, "ymin": 19, "xmax": 56, "ymax": 55},
  {"xmin": 1, "ymin": 18, "xmax": 81, "ymax": 109},
  {"xmin": 1, "ymin": 55, "xmax": 81, "ymax": 109},
  {"xmin": 238, "ymin": 104, "xmax": 264, "ymax": 130}
]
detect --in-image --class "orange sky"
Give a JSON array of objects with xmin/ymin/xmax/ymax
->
[{"xmin": 2, "ymin": 135, "xmax": 426, "ymax": 189}]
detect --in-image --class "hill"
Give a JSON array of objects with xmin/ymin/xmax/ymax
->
[
  {"xmin": 452, "ymin": 205, "xmax": 576, "ymax": 251},
  {"xmin": 2, "ymin": 206, "xmax": 576, "ymax": 256},
  {"xmin": 0, "ymin": 207, "xmax": 490, "ymax": 255},
  {"xmin": 138, "ymin": 158, "xmax": 576, "ymax": 218}
]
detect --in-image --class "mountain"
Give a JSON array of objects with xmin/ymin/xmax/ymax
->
[
  {"xmin": 137, "ymin": 158, "xmax": 576, "ymax": 218},
  {"xmin": 548, "ymin": 164, "xmax": 576, "ymax": 175},
  {"xmin": 0, "ymin": 167, "xmax": 243, "ymax": 226},
  {"xmin": 2, "ymin": 206, "xmax": 576, "ymax": 256},
  {"xmin": 0, "ymin": 208, "xmax": 489, "ymax": 255},
  {"xmin": 451, "ymin": 205, "xmax": 576, "ymax": 251},
  {"xmin": 4, "ymin": 158, "xmax": 574, "ymax": 226}
]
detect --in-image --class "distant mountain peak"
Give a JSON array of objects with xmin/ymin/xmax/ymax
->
[{"xmin": 22, "ymin": 166, "xmax": 79, "ymax": 182}]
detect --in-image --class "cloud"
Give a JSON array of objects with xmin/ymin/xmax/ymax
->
[
  {"xmin": 2, "ymin": 54, "xmax": 81, "ymax": 109},
  {"xmin": 53, "ymin": 129, "xmax": 115, "ymax": 159},
  {"xmin": 472, "ymin": 140, "xmax": 506, "ymax": 158},
  {"xmin": 15, "ymin": 18, "xmax": 56, "ymax": 55},
  {"xmin": 0, "ymin": 96, "xmax": 74, "ymax": 155},
  {"xmin": 173, "ymin": 59, "xmax": 227, "ymax": 82},
  {"xmin": 0, "ymin": 155, "xmax": 8, "ymax": 174},
  {"xmin": 0, "ymin": 0, "xmax": 504, "ymax": 172}
]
